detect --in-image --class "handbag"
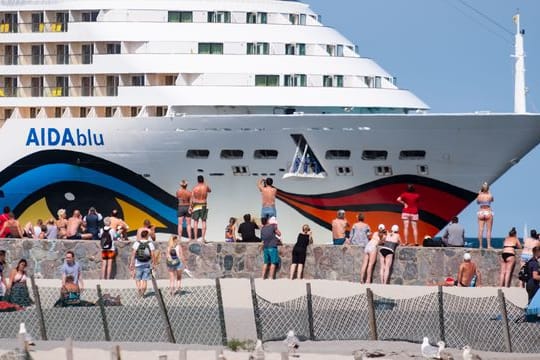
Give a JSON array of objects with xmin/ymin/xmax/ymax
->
[{"xmin": 167, "ymin": 257, "xmax": 181, "ymax": 267}]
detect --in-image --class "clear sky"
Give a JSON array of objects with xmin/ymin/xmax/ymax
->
[{"xmin": 307, "ymin": 0, "xmax": 540, "ymax": 237}]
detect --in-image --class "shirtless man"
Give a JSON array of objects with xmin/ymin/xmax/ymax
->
[
  {"xmin": 56, "ymin": 209, "xmax": 68, "ymax": 239},
  {"xmin": 0, "ymin": 212, "xmax": 24, "ymax": 238},
  {"xmin": 66, "ymin": 210, "xmax": 93, "ymax": 240},
  {"xmin": 136, "ymin": 219, "xmax": 156, "ymax": 241},
  {"xmin": 109, "ymin": 209, "xmax": 129, "ymax": 240},
  {"xmin": 457, "ymin": 253, "xmax": 482, "ymax": 287},
  {"xmin": 190, "ymin": 175, "xmax": 211, "ymax": 242},
  {"xmin": 176, "ymin": 180, "xmax": 192, "ymax": 240},
  {"xmin": 257, "ymin": 177, "xmax": 278, "ymax": 219},
  {"xmin": 331, "ymin": 210, "xmax": 349, "ymax": 245}
]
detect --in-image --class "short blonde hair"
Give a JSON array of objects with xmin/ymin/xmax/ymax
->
[{"xmin": 57, "ymin": 209, "xmax": 66, "ymax": 217}]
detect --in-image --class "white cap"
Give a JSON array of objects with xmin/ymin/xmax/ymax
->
[
  {"xmin": 287, "ymin": 330, "xmax": 295, "ymax": 337},
  {"xmin": 391, "ymin": 225, "xmax": 399, "ymax": 232},
  {"xmin": 378, "ymin": 224, "xmax": 386, "ymax": 231},
  {"xmin": 463, "ymin": 253, "xmax": 472, "ymax": 261},
  {"xmin": 268, "ymin": 216, "xmax": 278, "ymax": 225}
]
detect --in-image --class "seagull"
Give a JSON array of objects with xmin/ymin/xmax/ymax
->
[
  {"xmin": 249, "ymin": 339, "xmax": 265, "ymax": 360},
  {"xmin": 437, "ymin": 341, "xmax": 454, "ymax": 360},
  {"xmin": 421, "ymin": 337, "xmax": 440, "ymax": 359},
  {"xmin": 462, "ymin": 345, "xmax": 481, "ymax": 360},
  {"xmin": 284, "ymin": 330, "xmax": 299, "ymax": 354},
  {"xmin": 18, "ymin": 323, "xmax": 35, "ymax": 346}
]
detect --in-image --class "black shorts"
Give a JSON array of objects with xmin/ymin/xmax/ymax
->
[{"xmin": 177, "ymin": 205, "xmax": 191, "ymax": 218}]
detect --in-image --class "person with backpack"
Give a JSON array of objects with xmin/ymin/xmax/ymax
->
[
  {"xmin": 129, "ymin": 230, "xmax": 155, "ymax": 297},
  {"xmin": 525, "ymin": 246, "xmax": 540, "ymax": 305},
  {"xmin": 100, "ymin": 217, "xmax": 116, "ymax": 280}
]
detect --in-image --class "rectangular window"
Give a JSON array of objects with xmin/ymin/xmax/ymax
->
[
  {"xmin": 105, "ymin": 107, "xmax": 113, "ymax": 117},
  {"xmin": 31, "ymin": 12, "xmax": 44, "ymax": 32},
  {"xmin": 334, "ymin": 75, "xmax": 344, "ymax": 88},
  {"xmin": 399, "ymin": 150, "xmax": 426, "ymax": 160},
  {"xmin": 289, "ymin": 14, "xmax": 298, "ymax": 25},
  {"xmin": 336, "ymin": 44, "xmax": 344, "ymax": 57},
  {"xmin": 31, "ymin": 44, "xmax": 44, "ymax": 65},
  {"xmin": 165, "ymin": 75, "xmax": 175, "ymax": 86},
  {"xmin": 362, "ymin": 150, "xmax": 388, "ymax": 161},
  {"xmin": 246, "ymin": 12, "xmax": 256, "ymax": 24},
  {"xmin": 30, "ymin": 107, "xmax": 38, "ymax": 118},
  {"xmin": 131, "ymin": 75, "xmax": 145, "ymax": 86},
  {"xmin": 106, "ymin": 75, "xmax": 119, "ymax": 96},
  {"xmin": 81, "ymin": 44, "xmax": 93, "ymax": 64},
  {"xmin": 299, "ymin": 14, "xmax": 307, "ymax": 25},
  {"xmin": 55, "ymin": 107, "xmax": 63, "ymax": 118},
  {"xmin": 56, "ymin": 44, "xmax": 69, "ymax": 65},
  {"xmin": 297, "ymin": 43, "xmax": 306, "ymax": 55},
  {"xmin": 79, "ymin": 107, "xmax": 88, "ymax": 117},
  {"xmin": 81, "ymin": 76, "xmax": 93, "ymax": 96},
  {"xmin": 246, "ymin": 12, "xmax": 267, "ymax": 24},
  {"xmin": 336, "ymin": 166, "xmax": 353, "ymax": 176},
  {"xmin": 130, "ymin": 106, "xmax": 140, "ymax": 117},
  {"xmin": 81, "ymin": 11, "xmax": 99, "ymax": 22},
  {"xmin": 374, "ymin": 76, "xmax": 382, "ymax": 88},
  {"xmin": 375, "ymin": 166, "xmax": 393, "ymax": 176},
  {"xmin": 56, "ymin": 12, "xmax": 69, "ymax": 32},
  {"xmin": 4, "ymin": 77, "xmax": 17, "ymax": 97},
  {"xmin": 325, "ymin": 150, "xmax": 351, "ymax": 160},
  {"xmin": 31, "ymin": 77, "xmax": 43, "ymax": 97},
  {"xmin": 255, "ymin": 75, "xmax": 279, "ymax": 87},
  {"xmin": 187, "ymin": 149, "xmax": 210, "ymax": 159},
  {"xmin": 207, "ymin": 11, "xmax": 231, "ymax": 23},
  {"xmin": 198, "ymin": 43, "xmax": 223, "ymax": 54},
  {"xmin": 4, "ymin": 45, "xmax": 17, "ymax": 65},
  {"xmin": 220, "ymin": 149, "xmax": 244, "ymax": 159},
  {"xmin": 285, "ymin": 44, "xmax": 295, "ymax": 55},
  {"xmin": 106, "ymin": 43, "xmax": 121, "ymax": 54},
  {"xmin": 232, "ymin": 166, "xmax": 249, "ymax": 175},
  {"xmin": 3, "ymin": 13, "xmax": 18, "ymax": 33},
  {"xmin": 326, "ymin": 45, "xmax": 335, "ymax": 56},
  {"xmin": 156, "ymin": 106, "xmax": 167, "ymax": 117},
  {"xmin": 56, "ymin": 76, "xmax": 69, "ymax": 97},
  {"xmin": 247, "ymin": 42, "xmax": 269, "ymax": 55},
  {"xmin": 168, "ymin": 11, "xmax": 192, "ymax": 23},
  {"xmin": 254, "ymin": 149, "xmax": 278, "ymax": 159},
  {"xmin": 323, "ymin": 75, "xmax": 332, "ymax": 87},
  {"xmin": 284, "ymin": 74, "xmax": 306, "ymax": 87}
]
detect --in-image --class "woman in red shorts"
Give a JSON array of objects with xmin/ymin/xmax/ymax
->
[{"xmin": 397, "ymin": 184, "xmax": 420, "ymax": 246}]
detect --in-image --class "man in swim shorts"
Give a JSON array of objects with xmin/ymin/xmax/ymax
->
[
  {"xmin": 331, "ymin": 210, "xmax": 349, "ymax": 245},
  {"xmin": 176, "ymin": 179, "xmax": 192, "ymax": 240},
  {"xmin": 190, "ymin": 175, "xmax": 211, "ymax": 242},
  {"xmin": 257, "ymin": 177, "xmax": 277, "ymax": 219},
  {"xmin": 66, "ymin": 210, "xmax": 92, "ymax": 240}
]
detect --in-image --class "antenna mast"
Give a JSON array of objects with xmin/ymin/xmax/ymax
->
[{"xmin": 513, "ymin": 13, "xmax": 526, "ymax": 114}]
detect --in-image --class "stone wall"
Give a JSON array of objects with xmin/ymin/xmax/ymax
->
[{"xmin": 0, "ymin": 239, "xmax": 520, "ymax": 286}]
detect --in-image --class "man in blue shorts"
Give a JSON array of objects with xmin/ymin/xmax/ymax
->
[
  {"xmin": 130, "ymin": 230, "xmax": 155, "ymax": 297},
  {"xmin": 257, "ymin": 178, "xmax": 277, "ymax": 219},
  {"xmin": 260, "ymin": 216, "xmax": 281, "ymax": 280}
]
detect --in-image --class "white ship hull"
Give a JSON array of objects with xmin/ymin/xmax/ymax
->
[{"xmin": 1, "ymin": 112, "xmax": 539, "ymax": 243}]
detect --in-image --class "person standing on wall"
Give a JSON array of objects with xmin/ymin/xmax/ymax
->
[
  {"xmin": 176, "ymin": 180, "xmax": 192, "ymax": 241},
  {"xmin": 190, "ymin": 175, "xmax": 211, "ymax": 243},
  {"xmin": 257, "ymin": 177, "xmax": 277, "ymax": 219},
  {"xmin": 397, "ymin": 184, "xmax": 420, "ymax": 246},
  {"xmin": 476, "ymin": 182, "xmax": 494, "ymax": 249}
]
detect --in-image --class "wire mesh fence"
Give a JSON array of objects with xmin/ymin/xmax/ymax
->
[
  {"xmin": 252, "ymin": 284, "xmax": 539, "ymax": 354},
  {"xmin": 0, "ymin": 280, "xmax": 226, "ymax": 346}
]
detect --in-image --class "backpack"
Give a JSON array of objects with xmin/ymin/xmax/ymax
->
[
  {"xmin": 135, "ymin": 241, "xmax": 152, "ymax": 262},
  {"xmin": 100, "ymin": 229, "xmax": 113, "ymax": 250},
  {"xmin": 518, "ymin": 259, "xmax": 534, "ymax": 282}
]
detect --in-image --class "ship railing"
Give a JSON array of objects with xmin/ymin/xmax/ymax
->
[
  {"xmin": 2, "ymin": 53, "xmax": 93, "ymax": 66},
  {"xmin": 283, "ymin": 143, "xmax": 327, "ymax": 179},
  {"xmin": 0, "ymin": 21, "xmax": 67, "ymax": 33}
]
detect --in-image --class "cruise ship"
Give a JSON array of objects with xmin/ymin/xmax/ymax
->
[{"xmin": 0, "ymin": 0, "xmax": 539, "ymax": 243}]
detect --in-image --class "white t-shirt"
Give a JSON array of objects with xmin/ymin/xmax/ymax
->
[{"xmin": 132, "ymin": 240, "xmax": 155, "ymax": 267}]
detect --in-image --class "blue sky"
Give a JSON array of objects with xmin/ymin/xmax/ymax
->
[{"xmin": 307, "ymin": 0, "xmax": 540, "ymax": 237}]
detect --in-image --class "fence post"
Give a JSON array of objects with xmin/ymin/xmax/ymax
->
[
  {"xmin": 305, "ymin": 282, "xmax": 315, "ymax": 341},
  {"xmin": 250, "ymin": 277, "xmax": 263, "ymax": 340},
  {"xmin": 96, "ymin": 285, "xmax": 111, "ymax": 341},
  {"xmin": 497, "ymin": 289, "xmax": 512, "ymax": 353},
  {"xmin": 366, "ymin": 288, "xmax": 378, "ymax": 341},
  {"xmin": 29, "ymin": 275, "xmax": 47, "ymax": 341},
  {"xmin": 215, "ymin": 278, "xmax": 228, "ymax": 346},
  {"xmin": 437, "ymin": 286, "xmax": 446, "ymax": 343},
  {"xmin": 151, "ymin": 275, "xmax": 177, "ymax": 343}
]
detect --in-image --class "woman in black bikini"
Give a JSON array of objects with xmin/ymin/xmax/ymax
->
[
  {"xmin": 499, "ymin": 227, "xmax": 522, "ymax": 287},
  {"xmin": 379, "ymin": 225, "xmax": 401, "ymax": 284}
]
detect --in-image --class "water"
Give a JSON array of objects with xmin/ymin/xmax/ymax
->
[{"xmin": 463, "ymin": 237, "xmax": 506, "ymax": 249}]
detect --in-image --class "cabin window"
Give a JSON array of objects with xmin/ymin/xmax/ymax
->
[
  {"xmin": 81, "ymin": 44, "xmax": 93, "ymax": 64},
  {"xmin": 55, "ymin": 76, "xmax": 69, "ymax": 97},
  {"xmin": 326, "ymin": 150, "xmax": 351, "ymax": 160},
  {"xmin": 208, "ymin": 11, "xmax": 231, "ymax": 23},
  {"xmin": 4, "ymin": 77, "xmax": 17, "ymax": 97},
  {"xmin": 198, "ymin": 43, "xmax": 223, "ymax": 55},
  {"xmin": 375, "ymin": 166, "xmax": 393, "ymax": 176},
  {"xmin": 232, "ymin": 166, "xmax": 249, "ymax": 175},
  {"xmin": 81, "ymin": 11, "xmax": 99, "ymax": 22},
  {"xmin": 247, "ymin": 12, "xmax": 267, "ymax": 24},
  {"xmin": 400, "ymin": 150, "xmax": 426, "ymax": 160},
  {"xmin": 106, "ymin": 43, "xmax": 121, "ymax": 54},
  {"xmin": 323, "ymin": 76, "xmax": 332, "ymax": 88},
  {"xmin": 131, "ymin": 75, "xmax": 145, "ymax": 86},
  {"xmin": 31, "ymin": 12, "xmax": 44, "ymax": 32},
  {"xmin": 187, "ymin": 149, "xmax": 210, "ymax": 159},
  {"xmin": 336, "ymin": 166, "xmax": 353, "ymax": 176},
  {"xmin": 220, "ymin": 149, "xmax": 244, "ymax": 159},
  {"xmin": 168, "ymin": 11, "xmax": 192, "ymax": 23},
  {"xmin": 336, "ymin": 45, "xmax": 344, "ymax": 57},
  {"xmin": 254, "ymin": 150, "xmax": 278, "ymax": 159},
  {"xmin": 79, "ymin": 107, "xmax": 88, "ymax": 118},
  {"xmin": 4, "ymin": 45, "xmax": 17, "ymax": 65},
  {"xmin": 81, "ymin": 76, "xmax": 93, "ymax": 96},
  {"xmin": 362, "ymin": 150, "xmax": 388, "ymax": 161},
  {"xmin": 56, "ymin": 44, "xmax": 69, "ymax": 65},
  {"xmin": 106, "ymin": 75, "xmax": 119, "ymax": 96},
  {"xmin": 417, "ymin": 165, "xmax": 429, "ymax": 175},
  {"xmin": 105, "ymin": 107, "xmax": 113, "ymax": 117},
  {"xmin": 247, "ymin": 42, "xmax": 269, "ymax": 55},
  {"xmin": 255, "ymin": 75, "xmax": 279, "ymax": 87},
  {"xmin": 335, "ymin": 75, "xmax": 344, "ymax": 88},
  {"xmin": 31, "ymin": 44, "xmax": 44, "ymax": 65},
  {"xmin": 30, "ymin": 77, "xmax": 43, "ymax": 97},
  {"xmin": 284, "ymin": 74, "xmax": 306, "ymax": 87}
]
